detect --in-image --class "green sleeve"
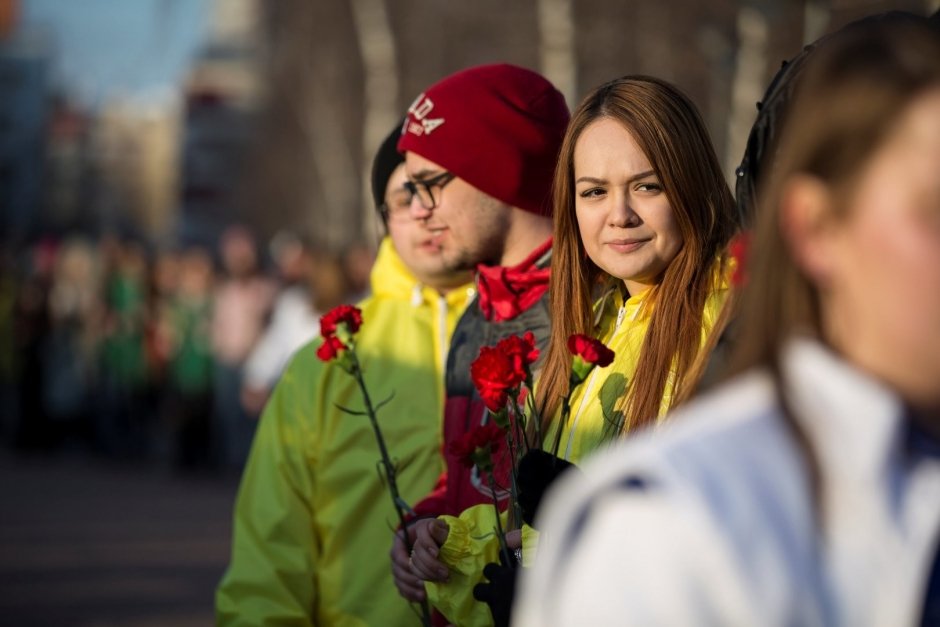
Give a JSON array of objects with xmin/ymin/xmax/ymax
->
[{"xmin": 215, "ymin": 358, "xmax": 319, "ymax": 626}]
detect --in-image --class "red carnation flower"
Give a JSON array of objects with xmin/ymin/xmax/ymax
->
[
  {"xmin": 567, "ymin": 334, "xmax": 615, "ymax": 367},
  {"xmin": 316, "ymin": 335, "xmax": 347, "ymax": 362},
  {"xmin": 320, "ymin": 304, "xmax": 363, "ymax": 337},
  {"xmin": 449, "ymin": 422, "xmax": 506, "ymax": 470},
  {"xmin": 567, "ymin": 334, "xmax": 615, "ymax": 385},
  {"xmin": 470, "ymin": 345, "xmax": 523, "ymax": 413},
  {"xmin": 496, "ymin": 332, "xmax": 539, "ymax": 383}
]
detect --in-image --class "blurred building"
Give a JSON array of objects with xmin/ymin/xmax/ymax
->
[
  {"xmin": 0, "ymin": 0, "xmax": 50, "ymax": 243},
  {"xmin": 43, "ymin": 98, "xmax": 91, "ymax": 234},
  {"xmin": 89, "ymin": 96, "xmax": 181, "ymax": 241},
  {"xmin": 5, "ymin": 0, "xmax": 936, "ymax": 252},
  {"xmin": 177, "ymin": 0, "xmax": 264, "ymax": 249}
]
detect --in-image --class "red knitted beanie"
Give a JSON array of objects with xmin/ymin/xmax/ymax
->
[{"xmin": 397, "ymin": 63, "xmax": 570, "ymax": 216}]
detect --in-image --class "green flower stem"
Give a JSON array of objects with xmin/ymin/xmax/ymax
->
[
  {"xmin": 486, "ymin": 471, "xmax": 513, "ymax": 566},
  {"xmin": 524, "ymin": 385, "xmax": 542, "ymax": 447},
  {"xmin": 511, "ymin": 396, "xmax": 528, "ymax": 453},
  {"xmin": 504, "ymin": 429, "xmax": 523, "ymax": 530},
  {"xmin": 347, "ymin": 348, "xmax": 432, "ymax": 627}
]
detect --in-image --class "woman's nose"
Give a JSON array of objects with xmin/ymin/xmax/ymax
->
[{"xmin": 609, "ymin": 197, "xmax": 641, "ymax": 228}]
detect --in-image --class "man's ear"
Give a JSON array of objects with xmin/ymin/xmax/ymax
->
[{"xmin": 779, "ymin": 174, "xmax": 838, "ymax": 286}]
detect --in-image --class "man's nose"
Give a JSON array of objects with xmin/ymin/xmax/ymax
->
[{"xmin": 409, "ymin": 193, "xmax": 434, "ymax": 220}]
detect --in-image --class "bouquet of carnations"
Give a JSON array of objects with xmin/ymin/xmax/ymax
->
[{"xmin": 453, "ymin": 331, "xmax": 616, "ymax": 552}]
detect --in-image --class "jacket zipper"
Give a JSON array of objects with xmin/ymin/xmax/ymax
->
[
  {"xmin": 564, "ymin": 301, "xmax": 643, "ymax": 459},
  {"xmin": 564, "ymin": 304, "xmax": 627, "ymax": 459},
  {"xmin": 437, "ymin": 294, "xmax": 448, "ymax": 376}
]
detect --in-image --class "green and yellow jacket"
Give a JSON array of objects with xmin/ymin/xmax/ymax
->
[
  {"xmin": 428, "ymin": 268, "xmax": 731, "ymax": 627},
  {"xmin": 216, "ymin": 238, "xmax": 473, "ymax": 626}
]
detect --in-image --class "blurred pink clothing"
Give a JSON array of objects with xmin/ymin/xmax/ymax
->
[{"xmin": 211, "ymin": 277, "xmax": 276, "ymax": 366}]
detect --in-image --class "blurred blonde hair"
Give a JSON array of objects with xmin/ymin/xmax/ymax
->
[
  {"xmin": 726, "ymin": 16, "xmax": 940, "ymax": 505},
  {"xmin": 730, "ymin": 17, "xmax": 940, "ymax": 380}
]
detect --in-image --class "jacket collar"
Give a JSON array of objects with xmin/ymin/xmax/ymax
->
[
  {"xmin": 782, "ymin": 338, "xmax": 906, "ymax": 483},
  {"xmin": 476, "ymin": 237, "xmax": 552, "ymax": 322}
]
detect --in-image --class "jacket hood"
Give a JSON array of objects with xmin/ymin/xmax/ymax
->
[
  {"xmin": 370, "ymin": 237, "xmax": 422, "ymax": 300},
  {"xmin": 370, "ymin": 237, "xmax": 475, "ymax": 308}
]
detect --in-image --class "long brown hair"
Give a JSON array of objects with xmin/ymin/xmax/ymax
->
[{"xmin": 537, "ymin": 76, "xmax": 738, "ymax": 433}]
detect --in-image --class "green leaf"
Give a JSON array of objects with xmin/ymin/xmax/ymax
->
[
  {"xmin": 373, "ymin": 392, "xmax": 396, "ymax": 413},
  {"xmin": 333, "ymin": 402, "xmax": 368, "ymax": 416}
]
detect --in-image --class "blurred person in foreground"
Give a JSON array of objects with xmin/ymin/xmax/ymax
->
[
  {"xmin": 389, "ymin": 66, "xmax": 569, "ymax": 621},
  {"xmin": 694, "ymin": 10, "xmax": 936, "ymax": 395},
  {"xmin": 216, "ymin": 122, "xmax": 474, "ymax": 626},
  {"xmin": 514, "ymin": 18, "xmax": 940, "ymax": 627}
]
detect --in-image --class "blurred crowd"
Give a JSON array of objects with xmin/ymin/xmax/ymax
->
[{"xmin": 0, "ymin": 225, "xmax": 374, "ymax": 472}]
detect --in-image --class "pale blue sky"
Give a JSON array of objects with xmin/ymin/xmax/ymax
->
[{"xmin": 20, "ymin": 0, "xmax": 210, "ymax": 107}]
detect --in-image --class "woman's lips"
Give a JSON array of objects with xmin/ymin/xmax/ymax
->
[{"xmin": 606, "ymin": 238, "xmax": 648, "ymax": 253}]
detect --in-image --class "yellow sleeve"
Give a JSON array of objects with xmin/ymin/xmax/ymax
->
[
  {"xmin": 520, "ymin": 524, "xmax": 538, "ymax": 567},
  {"xmin": 426, "ymin": 505, "xmax": 506, "ymax": 627},
  {"xmin": 215, "ymin": 358, "xmax": 319, "ymax": 626}
]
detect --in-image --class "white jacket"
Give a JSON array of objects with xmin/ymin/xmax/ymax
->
[{"xmin": 514, "ymin": 338, "xmax": 940, "ymax": 627}]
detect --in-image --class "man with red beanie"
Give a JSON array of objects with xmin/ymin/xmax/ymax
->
[{"xmin": 390, "ymin": 63, "xmax": 569, "ymax": 620}]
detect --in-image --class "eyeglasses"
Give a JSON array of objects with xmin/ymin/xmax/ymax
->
[{"xmin": 403, "ymin": 171, "xmax": 456, "ymax": 210}]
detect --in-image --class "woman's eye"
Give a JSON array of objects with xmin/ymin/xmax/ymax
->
[
  {"xmin": 635, "ymin": 182, "xmax": 662, "ymax": 193},
  {"xmin": 579, "ymin": 188, "xmax": 605, "ymax": 198}
]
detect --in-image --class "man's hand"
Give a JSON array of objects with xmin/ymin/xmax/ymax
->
[
  {"xmin": 391, "ymin": 524, "xmax": 425, "ymax": 601},
  {"xmin": 409, "ymin": 518, "xmax": 451, "ymax": 582},
  {"xmin": 390, "ymin": 518, "xmax": 450, "ymax": 601}
]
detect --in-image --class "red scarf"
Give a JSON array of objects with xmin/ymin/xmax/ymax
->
[{"xmin": 476, "ymin": 238, "xmax": 552, "ymax": 322}]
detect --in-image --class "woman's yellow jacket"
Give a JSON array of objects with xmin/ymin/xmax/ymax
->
[
  {"xmin": 216, "ymin": 238, "xmax": 473, "ymax": 626},
  {"xmin": 428, "ymin": 271, "xmax": 731, "ymax": 627}
]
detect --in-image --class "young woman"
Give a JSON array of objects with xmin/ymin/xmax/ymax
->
[
  {"xmin": 410, "ymin": 75, "xmax": 741, "ymax": 626},
  {"xmin": 515, "ymin": 17, "xmax": 940, "ymax": 627},
  {"xmin": 536, "ymin": 74, "xmax": 739, "ymax": 451}
]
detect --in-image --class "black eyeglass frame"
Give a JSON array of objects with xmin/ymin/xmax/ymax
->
[{"xmin": 403, "ymin": 171, "xmax": 456, "ymax": 210}]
